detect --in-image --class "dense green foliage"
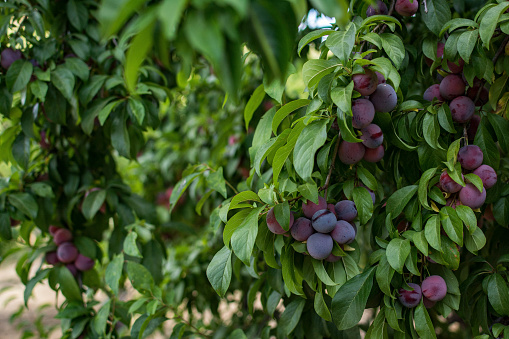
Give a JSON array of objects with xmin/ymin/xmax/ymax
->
[{"xmin": 1, "ymin": 0, "xmax": 509, "ymax": 338}]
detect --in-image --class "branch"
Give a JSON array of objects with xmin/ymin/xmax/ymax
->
[{"xmin": 323, "ymin": 131, "xmax": 342, "ymax": 199}]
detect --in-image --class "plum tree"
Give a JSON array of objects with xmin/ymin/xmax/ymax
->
[
  {"xmin": 363, "ymin": 144, "xmax": 385, "ymax": 162},
  {"xmin": 366, "ymin": 0, "xmax": 388, "ymax": 17},
  {"xmin": 369, "ymin": 84, "xmax": 397, "ymax": 112},
  {"xmin": 473, "ymin": 165, "xmax": 497, "ymax": 189},
  {"xmin": 398, "ymin": 283, "xmax": 422, "ymax": 308},
  {"xmin": 338, "ymin": 141, "xmax": 365, "ymax": 164},
  {"xmin": 395, "ymin": 0, "xmax": 419, "ymax": 17},
  {"xmin": 458, "ymin": 145, "xmax": 483, "ymax": 170},
  {"xmin": 459, "ymin": 183, "xmax": 486, "ymax": 209},
  {"xmin": 0, "ymin": 48, "xmax": 22, "ymax": 69},
  {"xmin": 360, "ymin": 124, "xmax": 383, "ymax": 149},
  {"xmin": 440, "ymin": 171, "xmax": 463, "ymax": 193},
  {"xmin": 334, "ymin": 200, "xmax": 357, "ymax": 222},
  {"xmin": 423, "ymin": 84, "xmax": 444, "ymax": 102},
  {"xmin": 312, "ymin": 209, "xmax": 337, "ymax": 233},
  {"xmin": 290, "ymin": 217, "xmax": 314, "ymax": 241},
  {"xmin": 53, "ymin": 228, "xmax": 73, "ymax": 246},
  {"xmin": 421, "ymin": 276, "xmax": 447, "ymax": 302},
  {"xmin": 306, "ymin": 233, "xmax": 334, "ymax": 260},
  {"xmin": 57, "ymin": 242, "xmax": 79, "ymax": 263},
  {"xmin": 302, "ymin": 196, "xmax": 327, "ymax": 218},
  {"xmin": 351, "ymin": 99, "xmax": 375, "ymax": 129},
  {"xmin": 331, "ymin": 220, "xmax": 356, "ymax": 244},
  {"xmin": 439, "ymin": 74, "xmax": 466, "ymax": 100},
  {"xmin": 45, "ymin": 251, "xmax": 59, "ymax": 265},
  {"xmin": 266, "ymin": 207, "xmax": 294, "ymax": 234},
  {"xmin": 75, "ymin": 254, "xmax": 95, "ymax": 271},
  {"xmin": 353, "ymin": 69, "xmax": 378, "ymax": 96},
  {"xmin": 449, "ymin": 96, "xmax": 475, "ymax": 123}
]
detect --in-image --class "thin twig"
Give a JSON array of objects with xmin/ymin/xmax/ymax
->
[
  {"xmin": 323, "ymin": 131, "xmax": 342, "ymax": 199},
  {"xmin": 225, "ymin": 180, "xmax": 239, "ymax": 195},
  {"xmin": 422, "ymin": 0, "xmax": 428, "ymax": 14}
]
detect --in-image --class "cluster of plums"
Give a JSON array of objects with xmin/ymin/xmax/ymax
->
[
  {"xmin": 398, "ymin": 275, "xmax": 448, "ymax": 309},
  {"xmin": 266, "ymin": 194, "xmax": 375, "ymax": 261},
  {"xmin": 367, "ymin": 0, "xmax": 419, "ymax": 18},
  {"xmin": 45, "ymin": 226, "xmax": 95, "ymax": 277},
  {"xmin": 339, "ymin": 70, "xmax": 397, "ymax": 165},
  {"xmin": 440, "ymin": 145, "xmax": 497, "ymax": 209}
]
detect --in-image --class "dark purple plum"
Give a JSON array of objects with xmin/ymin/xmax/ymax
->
[
  {"xmin": 398, "ymin": 283, "xmax": 422, "ymax": 308},
  {"xmin": 360, "ymin": 124, "xmax": 383, "ymax": 149},
  {"xmin": 363, "ymin": 144, "xmax": 385, "ymax": 162},
  {"xmin": 75, "ymin": 254, "xmax": 95, "ymax": 271},
  {"xmin": 366, "ymin": 0, "xmax": 388, "ymax": 16},
  {"xmin": 457, "ymin": 145, "xmax": 483, "ymax": 170},
  {"xmin": 53, "ymin": 228, "xmax": 73, "ymax": 246},
  {"xmin": 312, "ymin": 209, "xmax": 337, "ymax": 233},
  {"xmin": 302, "ymin": 196, "xmax": 327, "ymax": 218},
  {"xmin": 306, "ymin": 233, "xmax": 333, "ymax": 260},
  {"xmin": 0, "ymin": 48, "xmax": 22, "ymax": 70},
  {"xmin": 467, "ymin": 115, "xmax": 480, "ymax": 141},
  {"xmin": 266, "ymin": 207, "xmax": 294, "ymax": 234},
  {"xmin": 352, "ymin": 99, "xmax": 375, "ymax": 129},
  {"xmin": 423, "ymin": 297, "xmax": 436, "ymax": 309},
  {"xmin": 423, "ymin": 84, "xmax": 444, "ymax": 102},
  {"xmin": 459, "ymin": 183, "xmax": 486, "ymax": 209},
  {"xmin": 334, "ymin": 200, "xmax": 357, "ymax": 222},
  {"xmin": 338, "ymin": 141, "xmax": 365, "ymax": 165},
  {"xmin": 467, "ymin": 85, "xmax": 489, "ymax": 106},
  {"xmin": 369, "ymin": 84, "xmax": 397, "ymax": 112},
  {"xmin": 439, "ymin": 75, "xmax": 465, "ymax": 100},
  {"xmin": 66, "ymin": 264, "xmax": 78, "ymax": 277},
  {"xmin": 473, "ymin": 165, "xmax": 497, "ymax": 189},
  {"xmin": 395, "ymin": 0, "xmax": 419, "ymax": 16},
  {"xmin": 375, "ymin": 71, "xmax": 386, "ymax": 84},
  {"xmin": 447, "ymin": 58, "xmax": 464, "ymax": 74},
  {"xmin": 440, "ymin": 171, "xmax": 463, "ymax": 193},
  {"xmin": 57, "ymin": 242, "xmax": 79, "ymax": 263},
  {"xmin": 49, "ymin": 225, "xmax": 60, "ymax": 236},
  {"xmin": 290, "ymin": 217, "xmax": 314, "ymax": 241},
  {"xmin": 353, "ymin": 69, "xmax": 378, "ymax": 96},
  {"xmin": 449, "ymin": 96, "xmax": 475, "ymax": 123},
  {"xmin": 421, "ymin": 275, "xmax": 447, "ymax": 302},
  {"xmin": 45, "ymin": 251, "xmax": 59, "ymax": 265},
  {"xmin": 331, "ymin": 220, "xmax": 356, "ymax": 245},
  {"xmin": 325, "ymin": 253, "xmax": 341, "ymax": 262},
  {"xmin": 328, "ymin": 203, "xmax": 337, "ymax": 217}
]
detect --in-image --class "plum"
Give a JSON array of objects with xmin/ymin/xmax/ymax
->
[
  {"xmin": 360, "ymin": 124, "xmax": 383, "ymax": 149},
  {"xmin": 366, "ymin": 0, "xmax": 388, "ymax": 16},
  {"xmin": 459, "ymin": 183, "xmax": 486, "ymax": 209},
  {"xmin": 338, "ymin": 141, "xmax": 365, "ymax": 165},
  {"xmin": 363, "ymin": 144, "xmax": 385, "ymax": 162},
  {"xmin": 312, "ymin": 209, "xmax": 337, "ymax": 233},
  {"xmin": 369, "ymin": 84, "xmax": 398, "ymax": 112},
  {"xmin": 440, "ymin": 171, "xmax": 463, "ymax": 193},
  {"xmin": 457, "ymin": 145, "xmax": 483, "ymax": 170},
  {"xmin": 302, "ymin": 196, "xmax": 327, "ymax": 218},
  {"xmin": 421, "ymin": 275, "xmax": 447, "ymax": 302},
  {"xmin": 467, "ymin": 85, "xmax": 489, "ymax": 106},
  {"xmin": 306, "ymin": 233, "xmax": 333, "ymax": 260},
  {"xmin": 1, "ymin": 48, "xmax": 22, "ymax": 70},
  {"xmin": 395, "ymin": 0, "xmax": 419, "ymax": 16},
  {"xmin": 398, "ymin": 283, "xmax": 422, "ymax": 308},
  {"xmin": 290, "ymin": 217, "xmax": 314, "ymax": 241},
  {"xmin": 473, "ymin": 165, "xmax": 497, "ymax": 189},
  {"xmin": 353, "ymin": 69, "xmax": 378, "ymax": 96},
  {"xmin": 325, "ymin": 253, "xmax": 341, "ymax": 262},
  {"xmin": 49, "ymin": 225, "xmax": 60, "ymax": 236},
  {"xmin": 447, "ymin": 58, "xmax": 464, "ymax": 74},
  {"xmin": 352, "ymin": 99, "xmax": 375, "ymax": 129},
  {"xmin": 423, "ymin": 84, "xmax": 444, "ymax": 102},
  {"xmin": 449, "ymin": 96, "xmax": 475, "ymax": 123},
  {"xmin": 266, "ymin": 207, "xmax": 294, "ymax": 234},
  {"xmin": 57, "ymin": 242, "xmax": 79, "ymax": 263},
  {"xmin": 328, "ymin": 203, "xmax": 337, "ymax": 217},
  {"xmin": 334, "ymin": 200, "xmax": 357, "ymax": 222},
  {"xmin": 331, "ymin": 220, "xmax": 356, "ymax": 245},
  {"xmin": 75, "ymin": 254, "xmax": 95, "ymax": 271},
  {"xmin": 423, "ymin": 297, "xmax": 436, "ymax": 309},
  {"xmin": 439, "ymin": 75, "xmax": 465, "ymax": 100},
  {"xmin": 376, "ymin": 71, "xmax": 386, "ymax": 84},
  {"xmin": 53, "ymin": 228, "xmax": 73, "ymax": 246},
  {"xmin": 45, "ymin": 251, "xmax": 59, "ymax": 265},
  {"xmin": 66, "ymin": 264, "xmax": 78, "ymax": 277}
]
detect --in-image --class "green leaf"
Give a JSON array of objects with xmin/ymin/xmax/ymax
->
[
  {"xmin": 224, "ymin": 209, "xmax": 252, "ymax": 247},
  {"xmin": 105, "ymin": 253, "xmax": 124, "ymax": 295},
  {"xmin": 337, "ymin": 108, "xmax": 363, "ymax": 142},
  {"xmin": 126, "ymin": 261, "xmax": 154, "ymax": 294},
  {"xmin": 93, "ymin": 300, "xmax": 111, "ymax": 335},
  {"xmin": 331, "ymin": 81, "xmax": 354, "ymax": 114},
  {"xmin": 12, "ymin": 133, "xmax": 30, "ymax": 170},
  {"xmin": 206, "ymin": 168, "xmax": 227, "ymax": 199},
  {"xmin": 420, "ymin": 0, "xmax": 451, "ymax": 36},
  {"xmin": 67, "ymin": 0, "xmax": 88, "ymax": 31},
  {"xmin": 386, "ymin": 238, "xmax": 411, "ymax": 274},
  {"xmin": 464, "ymin": 173, "xmax": 483, "ymax": 194},
  {"xmin": 274, "ymin": 201, "xmax": 291, "ymax": 231},
  {"xmin": 376, "ymin": 255, "xmax": 395, "ymax": 295},
  {"xmin": 125, "ymin": 22, "xmax": 155, "ymax": 93},
  {"xmin": 0, "ymin": 212, "xmax": 12, "ymax": 240},
  {"xmin": 314, "ymin": 286, "xmax": 332, "ymax": 321},
  {"xmin": 474, "ymin": 122, "xmax": 500, "ymax": 170},
  {"xmin": 438, "ymin": 104, "xmax": 456, "ymax": 133},
  {"xmin": 331, "ymin": 267, "xmax": 375, "ymax": 330},
  {"xmin": 30, "ymin": 80, "xmax": 48, "ymax": 101},
  {"xmin": 353, "ymin": 187, "xmax": 374, "ymax": 224},
  {"xmin": 207, "ymin": 246, "xmax": 232, "ymax": 297},
  {"xmin": 124, "ymin": 232, "xmax": 142, "ymax": 258},
  {"xmin": 357, "ymin": 166, "xmax": 378, "ymax": 192},
  {"xmin": 457, "ymin": 30, "xmax": 478, "ymax": 63},
  {"xmin": 455, "ymin": 205, "xmax": 477, "ymax": 234},
  {"xmin": 51, "ymin": 66, "xmax": 75, "ymax": 101},
  {"xmin": 82, "ymin": 189, "xmax": 106, "ymax": 220},
  {"xmin": 272, "ymin": 99, "xmax": 310, "ymax": 134},
  {"xmin": 169, "ymin": 172, "xmax": 202, "ymax": 212},
  {"xmin": 440, "ymin": 207, "xmax": 463, "ymax": 246},
  {"xmin": 293, "ymin": 120, "xmax": 327, "ymax": 180},
  {"xmin": 464, "ymin": 226, "xmax": 486, "ymax": 254},
  {"xmin": 24, "ymin": 269, "xmax": 49, "ymax": 306},
  {"xmin": 298, "ymin": 29, "xmax": 334, "ymax": 56},
  {"xmin": 423, "ymin": 113, "xmax": 443, "ymax": 150},
  {"xmin": 302, "ymin": 59, "xmax": 341, "ymax": 89},
  {"xmin": 128, "ymin": 97, "xmax": 146, "ymax": 125},
  {"xmin": 325, "ymin": 22, "xmax": 356, "ymax": 64},
  {"xmin": 29, "ymin": 182, "xmax": 54, "ymax": 198},
  {"xmin": 312, "ymin": 259, "xmax": 337, "ymax": 286},
  {"xmin": 489, "ymin": 73, "xmax": 508, "ymax": 111},
  {"xmin": 58, "ymin": 266, "xmax": 82, "ymax": 302},
  {"xmin": 441, "ymin": 236, "xmax": 460, "ymax": 270},
  {"xmin": 281, "ymin": 245, "xmax": 304, "ymax": 295},
  {"xmin": 479, "ymin": 2, "xmax": 509, "ymax": 48},
  {"xmin": 158, "ymin": 0, "xmax": 187, "ymax": 40},
  {"xmin": 65, "ymin": 57, "xmax": 90, "ymax": 81},
  {"xmin": 413, "ymin": 231, "xmax": 429, "ymax": 257},
  {"xmin": 486, "ymin": 112, "xmax": 509, "ymax": 154},
  {"xmin": 277, "ymin": 299, "xmax": 306, "ymax": 337},
  {"xmin": 6, "ymin": 60, "xmax": 33, "ymax": 93},
  {"xmin": 79, "ymin": 75, "xmax": 108, "ymax": 105},
  {"xmin": 231, "ymin": 207, "xmax": 264, "ymax": 265},
  {"xmin": 418, "ymin": 168, "xmax": 437, "ymax": 209},
  {"xmin": 487, "ymin": 274, "xmax": 509, "ymax": 316},
  {"xmin": 229, "ymin": 191, "xmax": 261, "ymax": 210},
  {"xmin": 386, "ymin": 185, "xmax": 418, "ymax": 219},
  {"xmin": 8, "ymin": 193, "xmax": 38, "ymax": 219},
  {"xmin": 414, "ymin": 302, "xmax": 437, "ymax": 339},
  {"xmin": 244, "ymin": 84, "xmax": 265, "ymax": 130},
  {"xmin": 380, "ymin": 33, "xmax": 405, "ymax": 69},
  {"xmin": 424, "ymin": 215, "xmax": 441, "ymax": 251}
]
